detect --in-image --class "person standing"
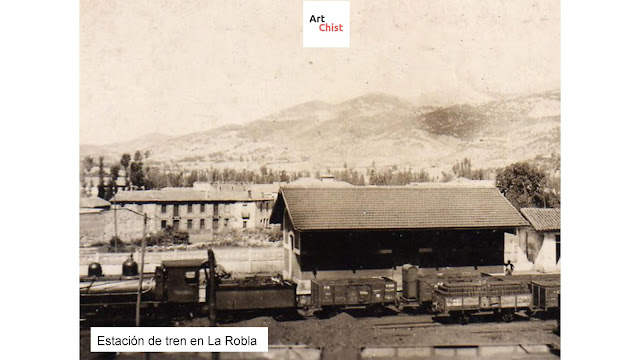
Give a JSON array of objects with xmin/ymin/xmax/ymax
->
[{"xmin": 505, "ymin": 260, "xmax": 514, "ymax": 276}]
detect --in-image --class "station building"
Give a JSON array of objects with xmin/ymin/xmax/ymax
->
[{"xmin": 270, "ymin": 185, "xmax": 530, "ymax": 297}]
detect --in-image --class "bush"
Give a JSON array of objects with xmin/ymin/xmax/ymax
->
[
  {"xmin": 109, "ymin": 236, "xmax": 125, "ymax": 249},
  {"xmin": 204, "ymin": 228, "xmax": 282, "ymax": 247},
  {"xmin": 133, "ymin": 226, "xmax": 190, "ymax": 246}
]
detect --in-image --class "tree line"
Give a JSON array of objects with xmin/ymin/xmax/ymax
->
[{"xmin": 81, "ymin": 153, "xmax": 560, "ymax": 209}]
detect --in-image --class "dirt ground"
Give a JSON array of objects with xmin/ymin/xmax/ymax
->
[{"xmin": 80, "ymin": 309, "xmax": 559, "ymax": 360}]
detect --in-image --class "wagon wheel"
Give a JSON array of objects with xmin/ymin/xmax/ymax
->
[
  {"xmin": 371, "ymin": 305, "xmax": 385, "ymax": 317},
  {"xmin": 300, "ymin": 306, "xmax": 316, "ymax": 318},
  {"xmin": 524, "ymin": 308, "xmax": 535, "ymax": 318},
  {"xmin": 315, "ymin": 307, "xmax": 339, "ymax": 319},
  {"xmin": 457, "ymin": 313, "xmax": 470, "ymax": 325},
  {"xmin": 501, "ymin": 311, "xmax": 514, "ymax": 323}
]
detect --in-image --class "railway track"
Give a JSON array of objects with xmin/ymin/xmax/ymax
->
[{"xmin": 370, "ymin": 316, "xmax": 440, "ymax": 330}]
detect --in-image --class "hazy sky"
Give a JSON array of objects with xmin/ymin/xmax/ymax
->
[{"xmin": 80, "ymin": 0, "xmax": 560, "ymax": 145}]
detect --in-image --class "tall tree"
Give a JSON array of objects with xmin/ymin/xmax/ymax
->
[
  {"xmin": 110, "ymin": 164, "xmax": 121, "ymax": 195},
  {"xmin": 120, "ymin": 153, "xmax": 131, "ymax": 189},
  {"xmin": 130, "ymin": 161, "xmax": 145, "ymax": 189},
  {"xmin": 495, "ymin": 162, "xmax": 553, "ymax": 209},
  {"xmin": 82, "ymin": 156, "xmax": 94, "ymax": 172},
  {"xmin": 97, "ymin": 156, "xmax": 106, "ymax": 199},
  {"xmin": 130, "ymin": 150, "xmax": 146, "ymax": 189}
]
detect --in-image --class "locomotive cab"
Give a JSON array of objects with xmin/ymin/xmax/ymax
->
[{"xmin": 161, "ymin": 259, "xmax": 209, "ymax": 303}]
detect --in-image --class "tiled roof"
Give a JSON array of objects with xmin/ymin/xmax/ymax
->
[
  {"xmin": 520, "ymin": 208, "xmax": 561, "ymax": 231},
  {"xmin": 79, "ymin": 197, "xmax": 111, "ymax": 208},
  {"xmin": 112, "ymin": 188, "xmax": 269, "ymax": 203},
  {"xmin": 274, "ymin": 187, "xmax": 529, "ymax": 231}
]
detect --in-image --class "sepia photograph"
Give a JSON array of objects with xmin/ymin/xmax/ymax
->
[{"xmin": 78, "ymin": 1, "xmax": 561, "ymax": 359}]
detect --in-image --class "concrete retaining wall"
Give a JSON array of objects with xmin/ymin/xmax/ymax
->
[{"xmin": 79, "ymin": 247, "xmax": 284, "ymax": 276}]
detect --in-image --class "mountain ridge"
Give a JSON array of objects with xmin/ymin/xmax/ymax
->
[{"xmin": 80, "ymin": 91, "xmax": 560, "ymax": 175}]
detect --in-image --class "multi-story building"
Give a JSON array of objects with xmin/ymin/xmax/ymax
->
[{"xmin": 111, "ymin": 185, "xmax": 275, "ymax": 242}]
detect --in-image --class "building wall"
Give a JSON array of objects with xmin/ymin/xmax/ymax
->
[
  {"xmin": 117, "ymin": 200, "xmax": 273, "ymax": 243},
  {"xmin": 79, "ymin": 209, "xmax": 145, "ymax": 246},
  {"xmin": 507, "ymin": 227, "xmax": 560, "ymax": 273},
  {"xmin": 281, "ymin": 209, "xmax": 296, "ymax": 281}
]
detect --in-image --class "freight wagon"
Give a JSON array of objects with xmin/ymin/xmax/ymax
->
[
  {"xmin": 530, "ymin": 280, "xmax": 561, "ymax": 315},
  {"xmin": 310, "ymin": 277, "xmax": 397, "ymax": 315},
  {"xmin": 430, "ymin": 278, "xmax": 532, "ymax": 324}
]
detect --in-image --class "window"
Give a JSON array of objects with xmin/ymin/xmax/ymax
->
[
  {"xmin": 184, "ymin": 270, "xmax": 197, "ymax": 284},
  {"xmin": 161, "ymin": 204, "xmax": 167, "ymax": 213},
  {"xmin": 259, "ymin": 203, "xmax": 263, "ymax": 211},
  {"xmin": 294, "ymin": 234, "xmax": 300, "ymax": 250},
  {"xmin": 161, "ymin": 220, "xmax": 167, "ymax": 229},
  {"xmin": 187, "ymin": 204, "xmax": 193, "ymax": 213},
  {"xmin": 224, "ymin": 218, "xmax": 229, "ymax": 227},
  {"xmin": 213, "ymin": 218, "xmax": 219, "ymax": 230},
  {"xmin": 173, "ymin": 219, "xmax": 180, "ymax": 229},
  {"xmin": 213, "ymin": 204, "xmax": 219, "ymax": 216},
  {"xmin": 187, "ymin": 219, "xmax": 193, "ymax": 229},
  {"xmin": 173, "ymin": 205, "xmax": 179, "ymax": 216},
  {"xmin": 200, "ymin": 219, "xmax": 205, "ymax": 229},
  {"xmin": 243, "ymin": 220, "xmax": 247, "ymax": 228},
  {"xmin": 200, "ymin": 204, "xmax": 205, "ymax": 213}
]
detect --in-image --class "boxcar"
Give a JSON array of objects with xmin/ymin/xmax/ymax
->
[{"xmin": 310, "ymin": 277, "xmax": 396, "ymax": 310}]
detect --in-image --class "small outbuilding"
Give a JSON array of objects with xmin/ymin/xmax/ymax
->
[{"xmin": 507, "ymin": 208, "xmax": 560, "ymax": 273}]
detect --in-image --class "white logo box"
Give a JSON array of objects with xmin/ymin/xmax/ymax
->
[{"xmin": 303, "ymin": 1, "xmax": 350, "ymax": 48}]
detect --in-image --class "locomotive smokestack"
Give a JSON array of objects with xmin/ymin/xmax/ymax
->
[{"xmin": 122, "ymin": 254, "xmax": 139, "ymax": 277}]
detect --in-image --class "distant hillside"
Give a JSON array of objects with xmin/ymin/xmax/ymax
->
[
  {"xmin": 80, "ymin": 91, "xmax": 560, "ymax": 176},
  {"xmin": 80, "ymin": 133, "xmax": 173, "ymax": 162}
]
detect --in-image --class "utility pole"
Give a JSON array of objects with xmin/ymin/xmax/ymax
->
[
  {"xmin": 113, "ymin": 200, "xmax": 119, "ymax": 252},
  {"xmin": 136, "ymin": 214, "xmax": 149, "ymax": 360},
  {"xmin": 136, "ymin": 214, "xmax": 148, "ymax": 326},
  {"xmin": 207, "ymin": 249, "xmax": 219, "ymax": 360}
]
